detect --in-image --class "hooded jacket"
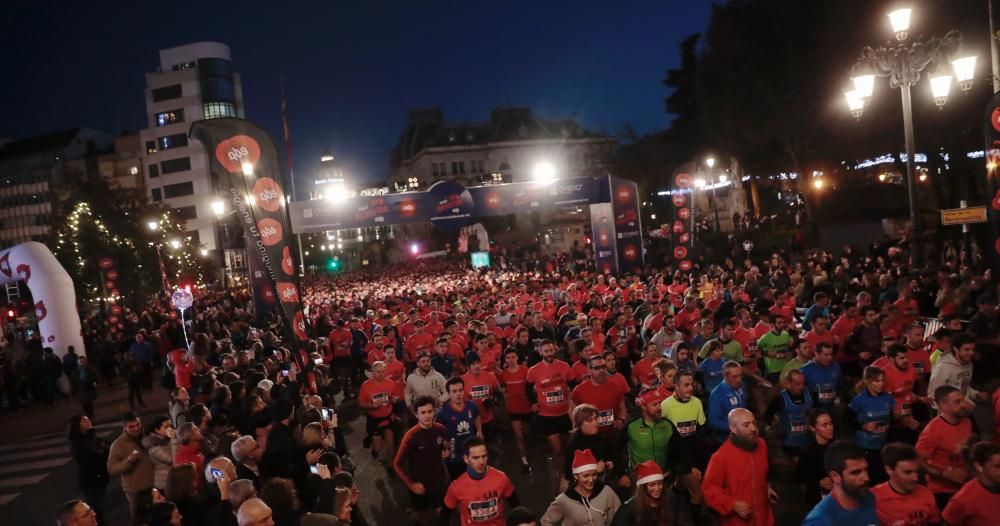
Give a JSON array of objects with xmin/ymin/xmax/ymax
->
[
  {"xmin": 703, "ymin": 437, "xmax": 774, "ymax": 526},
  {"xmin": 541, "ymin": 481, "xmax": 621, "ymax": 526},
  {"xmin": 141, "ymin": 433, "xmax": 177, "ymax": 490},
  {"xmin": 927, "ymin": 352, "xmax": 979, "ymax": 402}
]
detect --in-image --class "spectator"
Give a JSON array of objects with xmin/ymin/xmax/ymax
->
[
  {"xmin": 55, "ymin": 499, "xmax": 98, "ymax": 526},
  {"xmin": 68, "ymin": 415, "xmax": 110, "ymax": 525},
  {"xmin": 107, "ymin": 411, "xmax": 154, "ymax": 522},
  {"xmin": 237, "ymin": 497, "xmax": 276, "ymax": 526},
  {"xmin": 174, "ymin": 423, "xmax": 205, "ymax": 488},
  {"xmin": 165, "ymin": 463, "xmax": 207, "ymax": 526},
  {"xmin": 143, "ymin": 415, "xmax": 177, "ymax": 491},
  {"xmin": 231, "ymin": 436, "xmax": 262, "ymax": 488}
]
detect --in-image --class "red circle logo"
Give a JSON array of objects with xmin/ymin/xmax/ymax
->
[
  {"xmin": 615, "ymin": 184, "xmax": 633, "ymax": 204},
  {"xmin": 672, "ymin": 220, "xmax": 685, "ymax": 233},
  {"xmin": 678, "ymin": 260, "xmax": 693, "ymax": 271},
  {"xmin": 623, "ymin": 244, "xmax": 638, "ymax": 261},
  {"xmin": 400, "ymin": 199, "xmax": 418, "ymax": 217},
  {"xmin": 282, "ymin": 246, "xmax": 295, "ymax": 275},
  {"xmin": 675, "ymin": 173, "xmax": 692, "ymax": 189},
  {"xmin": 276, "ymin": 282, "xmax": 300, "ymax": 303},
  {"xmin": 678, "ymin": 232, "xmax": 691, "ymax": 244},
  {"xmin": 674, "ymin": 246, "xmax": 688, "ymax": 259},
  {"xmin": 252, "ymin": 177, "xmax": 284, "ymax": 213},
  {"xmin": 215, "ymin": 135, "xmax": 262, "ymax": 173},
  {"xmin": 98, "ymin": 258, "xmax": 113, "ymax": 270},
  {"xmin": 257, "ymin": 218, "xmax": 283, "ymax": 247},
  {"xmin": 293, "ymin": 311, "xmax": 309, "ymax": 341},
  {"xmin": 485, "ymin": 192, "xmax": 502, "ymax": 208},
  {"xmin": 601, "ymin": 263, "xmax": 613, "ymax": 274},
  {"xmin": 111, "ymin": 305, "xmax": 122, "ymax": 314},
  {"xmin": 261, "ymin": 286, "xmax": 277, "ymax": 304},
  {"xmin": 106, "ymin": 270, "xmax": 118, "ymax": 280},
  {"xmin": 992, "ymin": 107, "xmax": 1000, "ymax": 133},
  {"xmin": 672, "ymin": 194, "xmax": 687, "ymax": 207},
  {"xmin": 105, "ymin": 281, "xmax": 116, "ymax": 290},
  {"xmin": 678, "ymin": 207, "xmax": 691, "ymax": 220}
]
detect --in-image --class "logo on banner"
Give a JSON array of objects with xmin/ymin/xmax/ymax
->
[
  {"xmin": 0, "ymin": 253, "xmax": 10, "ymax": 278},
  {"xmin": 261, "ymin": 286, "xmax": 277, "ymax": 304},
  {"xmin": 111, "ymin": 305, "xmax": 122, "ymax": 315},
  {"xmin": 253, "ymin": 177, "xmax": 284, "ymax": 213},
  {"xmin": 293, "ymin": 311, "xmax": 309, "ymax": 341},
  {"xmin": 615, "ymin": 184, "xmax": 633, "ymax": 204},
  {"xmin": 673, "ymin": 221, "xmax": 685, "ymax": 233},
  {"xmin": 257, "ymin": 218, "xmax": 284, "ymax": 246},
  {"xmin": 623, "ymin": 244, "xmax": 638, "ymax": 261},
  {"xmin": 276, "ymin": 282, "xmax": 300, "ymax": 303},
  {"xmin": 106, "ymin": 270, "xmax": 118, "ymax": 280},
  {"xmin": 485, "ymin": 191, "xmax": 502, "ymax": 209},
  {"xmin": 282, "ymin": 246, "xmax": 295, "ymax": 275},
  {"xmin": 993, "ymin": 107, "xmax": 1000, "ymax": 133},
  {"xmin": 679, "ymin": 260, "xmax": 693, "ymax": 271},
  {"xmin": 678, "ymin": 232, "xmax": 691, "ymax": 244},
  {"xmin": 400, "ymin": 199, "xmax": 418, "ymax": 217},
  {"xmin": 215, "ymin": 135, "xmax": 262, "ymax": 173},
  {"xmin": 597, "ymin": 228, "xmax": 611, "ymax": 246},
  {"xmin": 16, "ymin": 264, "xmax": 30, "ymax": 283},
  {"xmin": 672, "ymin": 194, "xmax": 687, "ymax": 207},
  {"xmin": 678, "ymin": 207, "xmax": 691, "ymax": 220},
  {"xmin": 35, "ymin": 301, "xmax": 47, "ymax": 322},
  {"xmin": 675, "ymin": 173, "xmax": 692, "ymax": 188},
  {"xmin": 674, "ymin": 246, "xmax": 688, "ymax": 259}
]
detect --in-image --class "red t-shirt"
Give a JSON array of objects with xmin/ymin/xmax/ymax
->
[
  {"xmin": 916, "ymin": 415, "xmax": 974, "ymax": 494},
  {"xmin": 463, "ymin": 371, "xmax": 499, "ymax": 424},
  {"xmin": 907, "ymin": 346, "xmax": 931, "ymax": 379},
  {"xmin": 733, "ymin": 327, "xmax": 761, "ymax": 373},
  {"xmin": 571, "ymin": 380, "xmax": 625, "ymax": 430},
  {"xmin": 606, "ymin": 325, "xmax": 636, "ymax": 359},
  {"xmin": 359, "ymin": 378, "xmax": 396, "ymax": 419},
  {"xmin": 479, "ymin": 348, "xmax": 500, "ymax": 374},
  {"xmin": 942, "ymin": 478, "xmax": 996, "ymax": 526},
  {"xmin": 675, "ymin": 308, "xmax": 701, "ymax": 334},
  {"xmin": 801, "ymin": 329, "xmax": 834, "ymax": 351},
  {"xmin": 572, "ymin": 360, "xmax": 591, "ymax": 384},
  {"xmin": 872, "ymin": 481, "xmax": 939, "ymax": 526},
  {"xmin": 830, "ymin": 316, "xmax": 859, "ymax": 348},
  {"xmin": 328, "ymin": 328, "xmax": 353, "ymax": 358},
  {"xmin": 631, "ymin": 357, "xmax": 659, "ymax": 388},
  {"xmin": 444, "ymin": 467, "xmax": 514, "ymax": 525},
  {"xmin": 384, "ymin": 360, "xmax": 406, "ymax": 396},
  {"xmin": 500, "ymin": 366, "xmax": 531, "ymax": 414},
  {"xmin": 404, "ymin": 332, "xmax": 435, "ymax": 362},
  {"xmin": 526, "ymin": 359, "xmax": 575, "ymax": 417},
  {"xmin": 608, "ymin": 372, "xmax": 630, "ymax": 393},
  {"xmin": 875, "ymin": 359, "xmax": 917, "ymax": 420}
]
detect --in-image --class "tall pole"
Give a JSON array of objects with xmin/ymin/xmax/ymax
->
[
  {"xmin": 900, "ymin": 83, "xmax": 923, "ymax": 268},
  {"xmin": 280, "ymin": 76, "xmax": 306, "ymax": 276}
]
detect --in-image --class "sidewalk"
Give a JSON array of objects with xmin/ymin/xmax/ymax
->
[{"xmin": 0, "ymin": 384, "xmax": 169, "ymax": 443}]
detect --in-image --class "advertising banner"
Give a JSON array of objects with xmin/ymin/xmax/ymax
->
[
  {"xmin": 190, "ymin": 119, "xmax": 311, "ymax": 348},
  {"xmin": 590, "ymin": 202, "xmax": 618, "ymax": 274},
  {"xmin": 671, "ymin": 165, "xmax": 695, "ymax": 271},
  {"xmin": 609, "ymin": 176, "xmax": 643, "ymax": 273},
  {"xmin": 984, "ymin": 91, "xmax": 1000, "ymax": 276}
]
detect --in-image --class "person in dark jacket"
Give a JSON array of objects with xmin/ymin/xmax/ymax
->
[
  {"xmin": 565, "ymin": 404, "xmax": 615, "ymax": 482},
  {"xmin": 68, "ymin": 414, "xmax": 111, "ymax": 525},
  {"xmin": 261, "ymin": 398, "xmax": 321, "ymax": 504},
  {"xmin": 77, "ymin": 355, "xmax": 99, "ymax": 419}
]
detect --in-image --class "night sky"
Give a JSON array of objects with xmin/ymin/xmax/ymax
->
[{"xmin": 1, "ymin": 1, "xmax": 711, "ymax": 188}]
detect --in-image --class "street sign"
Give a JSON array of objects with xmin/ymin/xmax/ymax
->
[{"xmin": 940, "ymin": 206, "xmax": 987, "ymax": 226}]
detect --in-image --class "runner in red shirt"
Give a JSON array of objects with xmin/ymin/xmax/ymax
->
[
  {"xmin": 571, "ymin": 343, "xmax": 594, "ymax": 385},
  {"xmin": 403, "ymin": 320, "xmax": 435, "ymax": 364},
  {"xmin": 631, "ymin": 342, "xmax": 663, "ymax": 389},
  {"xmin": 874, "ymin": 344, "xmax": 923, "ymax": 444},
  {"xmin": 941, "ymin": 441, "xmax": 1000, "ymax": 526},
  {"xmin": 382, "ymin": 347, "xmax": 406, "ymax": 399},
  {"xmin": 462, "ymin": 352, "xmax": 500, "ymax": 431},
  {"xmin": 358, "ymin": 361, "xmax": 399, "ymax": 463},
  {"xmin": 606, "ymin": 312, "xmax": 638, "ymax": 379},
  {"xmin": 570, "ymin": 354, "xmax": 627, "ymax": 434},
  {"xmin": 655, "ymin": 360, "xmax": 677, "ymax": 399},
  {"xmin": 499, "ymin": 348, "xmax": 533, "ymax": 476},
  {"xmin": 472, "ymin": 334, "xmax": 500, "ymax": 374},
  {"xmin": 602, "ymin": 351, "xmax": 632, "ymax": 394},
  {"xmin": 872, "ymin": 442, "xmax": 940, "ymax": 526},
  {"xmin": 916, "ymin": 386, "xmax": 975, "ymax": 506},
  {"xmin": 830, "ymin": 300, "xmax": 860, "ymax": 352},
  {"xmin": 526, "ymin": 340, "xmax": 575, "ymax": 474},
  {"xmin": 904, "ymin": 323, "xmax": 931, "ymax": 383}
]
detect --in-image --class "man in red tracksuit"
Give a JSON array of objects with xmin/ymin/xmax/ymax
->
[{"xmin": 703, "ymin": 408, "xmax": 777, "ymax": 526}]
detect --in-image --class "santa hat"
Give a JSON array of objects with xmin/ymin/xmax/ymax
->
[
  {"xmin": 635, "ymin": 460, "xmax": 664, "ymax": 486},
  {"xmin": 637, "ymin": 389, "xmax": 666, "ymax": 408},
  {"xmin": 572, "ymin": 449, "xmax": 598, "ymax": 475}
]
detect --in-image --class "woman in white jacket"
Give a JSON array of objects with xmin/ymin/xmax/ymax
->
[
  {"xmin": 542, "ymin": 449, "xmax": 621, "ymax": 526},
  {"xmin": 141, "ymin": 415, "xmax": 177, "ymax": 490}
]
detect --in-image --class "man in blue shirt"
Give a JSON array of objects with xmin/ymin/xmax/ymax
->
[
  {"xmin": 436, "ymin": 376, "xmax": 481, "ymax": 480},
  {"xmin": 801, "ymin": 343, "xmax": 842, "ymax": 411},
  {"xmin": 708, "ymin": 361, "xmax": 746, "ymax": 445},
  {"xmin": 800, "ymin": 291, "xmax": 831, "ymax": 332},
  {"xmin": 804, "ymin": 441, "xmax": 879, "ymax": 525},
  {"xmin": 129, "ymin": 332, "xmax": 155, "ymax": 392}
]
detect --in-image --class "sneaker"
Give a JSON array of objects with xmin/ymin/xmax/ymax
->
[{"xmin": 521, "ymin": 463, "xmax": 533, "ymax": 477}]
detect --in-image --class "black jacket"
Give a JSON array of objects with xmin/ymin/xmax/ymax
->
[{"xmin": 69, "ymin": 430, "xmax": 110, "ymax": 489}]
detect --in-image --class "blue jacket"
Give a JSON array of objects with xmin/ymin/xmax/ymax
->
[{"xmin": 708, "ymin": 381, "xmax": 747, "ymax": 443}]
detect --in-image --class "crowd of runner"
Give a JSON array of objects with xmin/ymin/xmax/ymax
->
[{"xmin": 4, "ymin": 240, "xmax": 1000, "ymax": 525}]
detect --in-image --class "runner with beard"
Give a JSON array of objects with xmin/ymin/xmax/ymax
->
[
  {"xmin": 527, "ymin": 313, "xmax": 557, "ymax": 367},
  {"xmin": 570, "ymin": 355, "xmax": 627, "ymax": 434},
  {"xmin": 526, "ymin": 340, "xmax": 575, "ymax": 475},
  {"xmin": 703, "ymin": 408, "xmax": 777, "ymax": 526},
  {"xmin": 803, "ymin": 441, "xmax": 878, "ymax": 525},
  {"xmin": 606, "ymin": 312, "xmax": 639, "ymax": 381}
]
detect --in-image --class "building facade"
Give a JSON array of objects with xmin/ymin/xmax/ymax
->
[
  {"xmin": 139, "ymin": 42, "xmax": 245, "ymax": 252},
  {"xmin": 0, "ymin": 128, "xmax": 114, "ymax": 248}
]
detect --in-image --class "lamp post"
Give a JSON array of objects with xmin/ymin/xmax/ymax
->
[
  {"xmin": 145, "ymin": 219, "xmax": 169, "ymax": 293},
  {"xmin": 847, "ymin": 6, "xmax": 977, "ymax": 268}
]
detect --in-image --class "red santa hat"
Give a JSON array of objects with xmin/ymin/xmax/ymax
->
[
  {"xmin": 635, "ymin": 460, "xmax": 664, "ymax": 486},
  {"xmin": 571, "ymin": 449, "xmax": 598, "ymax": 475},
  {"xmin": 637, "ymin": 388, "xmax": 666, "ymax": 408}
]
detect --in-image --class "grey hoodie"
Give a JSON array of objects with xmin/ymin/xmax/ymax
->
[
  {"xmin": 541, "ymin": 481, "xmax": 621, "ymax": 526},
  {"xmin": 928, "ymin": 352, "xmax": 979, "ymax": 402}
]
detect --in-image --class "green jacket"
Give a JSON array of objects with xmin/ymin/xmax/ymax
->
[{"xmin": 613, "ymin": 416, "xmax": 692, "ymax": 477}]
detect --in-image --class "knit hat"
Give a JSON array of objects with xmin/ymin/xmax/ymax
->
[
  {"xmin": 637, "ymin": 389, "xmax": 666, "ymax": 408},
  {"xmin": 572, "ymin": 449, "xmax": 598, "ymax": 475},
  {"xmin": 635, "ymin": 460, "xmax": 664, "ymax": 486}
]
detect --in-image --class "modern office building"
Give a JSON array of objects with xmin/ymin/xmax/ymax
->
[{"xmin": 139, "ymin": 41, "xmax": 245, "ymax": 257}]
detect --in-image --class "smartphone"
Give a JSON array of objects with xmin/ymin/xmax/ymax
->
[
  {"xmin": 281, "ymin": 370, "xmax": 289, "ymax": 377},
  {"xmin": 309, "ymin": 465, "xmax": 320, "ymax": 475},
  {"xmin": 210, "ymin": 468, "xmax": 223, "ymax": 481},
  {"xmin": 321, "ymin": 408, "xmax": 331, "ymax": 420},
  {"xmin": 314, "ymin": 358, "xmax": 323, "ymax": 365}
]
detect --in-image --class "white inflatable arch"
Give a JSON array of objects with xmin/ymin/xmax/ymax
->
[
  {"xmin": 0, "ymin": 241, "xmax": 84, "ymax": 358},
  {"xmin": 457, "ymin": 223, "xmax": 489, "ymax": 253}
]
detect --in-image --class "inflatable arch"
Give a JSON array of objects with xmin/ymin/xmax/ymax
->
[
  {"xmin": 0, "ymin": 241, "xmax": 84, "ymax": 358},
  {"xmin": 457, "ymin": 223, "xmax": 489, "ymax": 253}
]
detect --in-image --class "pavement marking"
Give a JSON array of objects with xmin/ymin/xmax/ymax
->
[
  {"xmin": 0, "ymin": 446, "xmax": 69, "ymax": 463},
  {"xmin": 0, "ymin": 474, "xmax": 46, "ymax": 489},
  {"xmin": 0, "ymin": 493, "xmax": 21, "ymax": 506},
  {"xmin": 0, "ymin": 436, "xmax": 66, "ymax": 453},
  {"xmin": 0, "ymin": 458, "xmax": 70, "ymax": 475}
]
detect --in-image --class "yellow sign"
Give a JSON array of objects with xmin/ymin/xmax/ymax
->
[{"xmin": 940, "ymin": 206, "xmax": 987, "ymax": 226}]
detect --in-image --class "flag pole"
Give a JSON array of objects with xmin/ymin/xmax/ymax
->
[{"xmin": 280, "ymin": 76, "xmax": 306, "ymax": 276}]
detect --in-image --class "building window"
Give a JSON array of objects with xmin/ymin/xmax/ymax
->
[
  {"xmin": 157, "ymin": 133, "xmax": 188, "ymax": 151},
  {"xmin": 201, "ymin": 78, "xmax": 235, "ymax": 102},
  {"xmin": 145, "ymin": 141, "xmax": 157, "ymax": 155},
  {"xmin": 173, "ymin": 206, "xmax": 197, "ymax": 220},
  {"xmin": 160, "ymin": 157, "xmax": 191, "ymax": 174},
  {"xmin": 151, "ymin": 84, "xmax": 182, "ymax": 102},
  {"xmin": 163, "ymin": 181, "xmax": 195, "ymax": 199},
  {"xmin": 151, "ymin": 188, "xmax": 162, "ymax": 202},
  {"xmin": 477, "ymin": 160, "xmax": 484, "ymax": 173},
  {"xmin": 470, "ymin": 161, "xmax": 478, "ymax": 174},
  {"xmin": 202, "ymin": 102, "xmax": 237, "ymax": 120},
  {"xmin": 155, "ymin": 109, "xmax": 185, "ymax": 126},
  {"xmin": 451, "ymin": 162, "xmax": 465, "ymax": 175},
  {"xmin": 149, "ymin": 164, "xmax": 159, "ymax": 178}
]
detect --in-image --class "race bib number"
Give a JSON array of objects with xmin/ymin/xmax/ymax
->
[
  {"xmin": 898, "ymin": 403, "xmax": 912, "ymax": 417},
  {"xmin": 790, "ymin": 422, "xmax": 807, "ymax": 433},
  {"xmin": 871, "ymin": 422, "xmax": 888, "ymax": 435},
  {"xmin": 470, "ymin": 385, "xmax": 490, "ymax": 400},
  {"xmin": 469, "ymin": 497, "xmax": 500, "ymax": 521},
  {"xmin": 544, "ymin": 390, "xmax": 565, "ymax": 405},
  {"xmin": 596, "ymin": 409, "xmax": 614, "ymax": 427},
  {"xmin": 676, "ymin": 420, "xmax": 697, "ymax": 437},
  {"xmin": 372, "ymin": 392, "xmax": 389, "ymax": 406},
  {"xmin": 817, "ymin": 386, "xmax": 835, "ymax": 402}
]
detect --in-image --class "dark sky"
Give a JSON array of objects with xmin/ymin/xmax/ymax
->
[{"xmin": 1, "ymin": 1, "xmax": 711, "ymax": 189}]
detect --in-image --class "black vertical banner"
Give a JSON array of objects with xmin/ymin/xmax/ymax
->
[
  {"xmin": 985, "ymin": 92, "xmax": 1000, "ymax": 277},
  {"xmin": 190, "ymin": 119, "xmax": 312, "ymax": 349},
  {"xmin": 609, "ymin": 176, "xmax": 644, "ymax": 273},
  {"xmin": 671, "ymin": 166, "xmax": 694, "ymax": 273}
]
